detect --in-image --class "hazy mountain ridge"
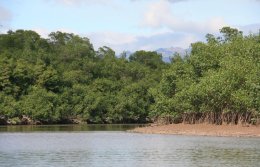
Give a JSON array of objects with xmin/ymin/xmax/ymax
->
[
  {"xmin": 155, "ymin": 47, "xmax": 191, "ymax": 62},
  {"xmin": 119, "ymin": 47, "xmax": 190, "ymax": 62},
  {"xmin": 156, "ymin": 47, "xmax": 190, "ymax": 56}
]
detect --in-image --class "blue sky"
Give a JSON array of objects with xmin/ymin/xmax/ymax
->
[{"xmin": 0, "ymin": 0, "xmax": 260, "ymax": 53}]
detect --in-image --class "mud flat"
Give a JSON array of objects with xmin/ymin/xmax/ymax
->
[{"xmin": 130, "ymin": 124, "xmax": 260, "ymax": 137}]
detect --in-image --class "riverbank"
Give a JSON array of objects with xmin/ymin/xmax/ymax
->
[
  {"xmin": 130, "ymin": 124, "xmax": 260, "ymax": 137},
  {"xmin": 0, "ymin": 116, "xmax": 85, "ymax": 125}
]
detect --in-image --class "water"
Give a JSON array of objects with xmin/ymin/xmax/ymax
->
[
  {"xmin": 0, "ymin": 125, "xmax": 260, "ymax": 167},
  {"xmin": 0, "ymin": 124, "xmax": 143, "ymax": 132}
]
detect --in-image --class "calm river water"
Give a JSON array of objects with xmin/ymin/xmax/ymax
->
[{"xmin": 0, "ymin": 125, "xmax": 260, "ymax": 167}]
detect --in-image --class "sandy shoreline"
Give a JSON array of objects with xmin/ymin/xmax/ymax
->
[{"xmin": 129, "ymin": 124, "xmax": 260, "ymax": 137}]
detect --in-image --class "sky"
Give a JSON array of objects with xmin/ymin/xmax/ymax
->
[{"xmin": 0, "ymin": 0, "xmax": 260, "ymax": 53}]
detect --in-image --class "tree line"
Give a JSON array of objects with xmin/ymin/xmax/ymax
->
[{"xmin": 0, "ymin": 27, "xmax": 259, "ymax": 125}]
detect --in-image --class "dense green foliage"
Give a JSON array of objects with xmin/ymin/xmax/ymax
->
[
  {"xmin": 0, "ymin": 30, "xmax": 166, "ymax": 124},
  {"xmin": 151, "ymin": 27, "xmax": 260, "ymax": 125},
  {"xmin": 0, "ymin": 27, "xmax": 259, "ymax": 125}
]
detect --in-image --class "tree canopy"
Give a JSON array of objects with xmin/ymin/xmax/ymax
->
[
  {"xmin": 0, "ymin": 27, "xmax": 259, "ymax": 125},
  {"xmin": 0, "ymin": 29, "xmax": 166, "ymax": 124}
]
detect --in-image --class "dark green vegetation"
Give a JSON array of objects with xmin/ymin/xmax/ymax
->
[
  {"xmin": 0, "ymin": 27, "xmax": 260, "ymax": 125},
  {"xmin": 0, "ymin": 124, "xmax": 144, "ymax": 132},
  {"xmin": 0, "ymin": 30, "xmax": 166, "ymax": 124}
]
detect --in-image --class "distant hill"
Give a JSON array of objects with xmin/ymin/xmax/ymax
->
[
  {"xmin": 156, "ymin": 47, "xmax": 186, "ymax": 57},
  {"xmin": 120, "ymin": 47, "xmax": 191, "ymax": 63},
  {"xmin": 156, "ymin": 47, "xmax": 191, "ymax": 63}
]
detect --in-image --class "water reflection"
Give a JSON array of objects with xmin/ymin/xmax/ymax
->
[
  {"xmin": 0, "ymin": 130, "xmax": 260, "ymax": 167},
  {"xmin": 0, "ymin": 124, "xmax": 145, "ymax": 132}
]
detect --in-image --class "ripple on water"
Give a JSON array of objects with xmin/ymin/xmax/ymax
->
[{"xmin": 0, "ymin": 132, "xmax": 260, "ymax": 167}]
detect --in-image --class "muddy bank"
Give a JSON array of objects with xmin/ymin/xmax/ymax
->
[{"xmin": 130, "ymin": 124, "xmax": 260, "ymax": 137}]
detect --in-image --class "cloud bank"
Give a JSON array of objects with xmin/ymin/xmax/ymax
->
[
  {"xmin": 88, "ymin": 31, "xmax": 198, "ymax": 54},
  {"xmin": 141, "ymin": 0, "xmax": 227, "ymax": 34},
  {"xmin": 0, "ymin": 5, "xmax": 12, "ymax": 32},
  {"xmin": 11, "ymin": 0, "xmax": 259, "ymax": 55},
  {"xmin": 45, "ymin": 0, "xmax": 110, "ymax": 6},
  {"xmin": 0, "ymin": 6, "xmax": 12, "ymax": 24},
  {"xmin": 132, "ymin": 0, "xmax": 189, "ymax": 3}
]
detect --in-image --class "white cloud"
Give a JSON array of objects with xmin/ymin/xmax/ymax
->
[
  {"xmin": 141, "ymin": 0, "xmax": 227, "ymax": 34},
  {"xmin": 239, "ymin": 23, "xmax": 260, "ymax": 34},
  {"xmin": 45, "ymin": 0, "xmax": 110, "ymax": 6},
  {"xmin": 31, "ymin": 21, "xmax": 260, "ymax": 55},
  {"xmin": 89, "ymin": 32, "xmax": 137, "ymax": 46},
  {"xmin": 32, "ymin": 26, "xmax": 199, "ymax": 54},
  {"xmin": 88, "ymin": 30, "xmax": 200, "ymax": 54},
  {"xmin": 167, "ymin": 0, "xmax": 188, "ymax": 2},
  {"xmin": 33, "ymin": 28, "xmax": 50, "ymax": 38},
  {"xmin": 0, "ymin": 6, "xmax": 12, "ymax": 33},
  {"xmin": 130, "ymin": 31, "xmax": 198, "ymax": 51},
  {"xmin": 132, "ymin": 0, "xmax": 188, "ymax": 3},
  {"xmin": 88, "ymin": 31, "xmax": 138, "ymax": 53},
  {"xmin": 0, "ymin": 6, "xmax": 12, "ymax": 27},
  {"xmin": 33, "ymin": 27, "xmax": 78, "ymax": 38}
]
